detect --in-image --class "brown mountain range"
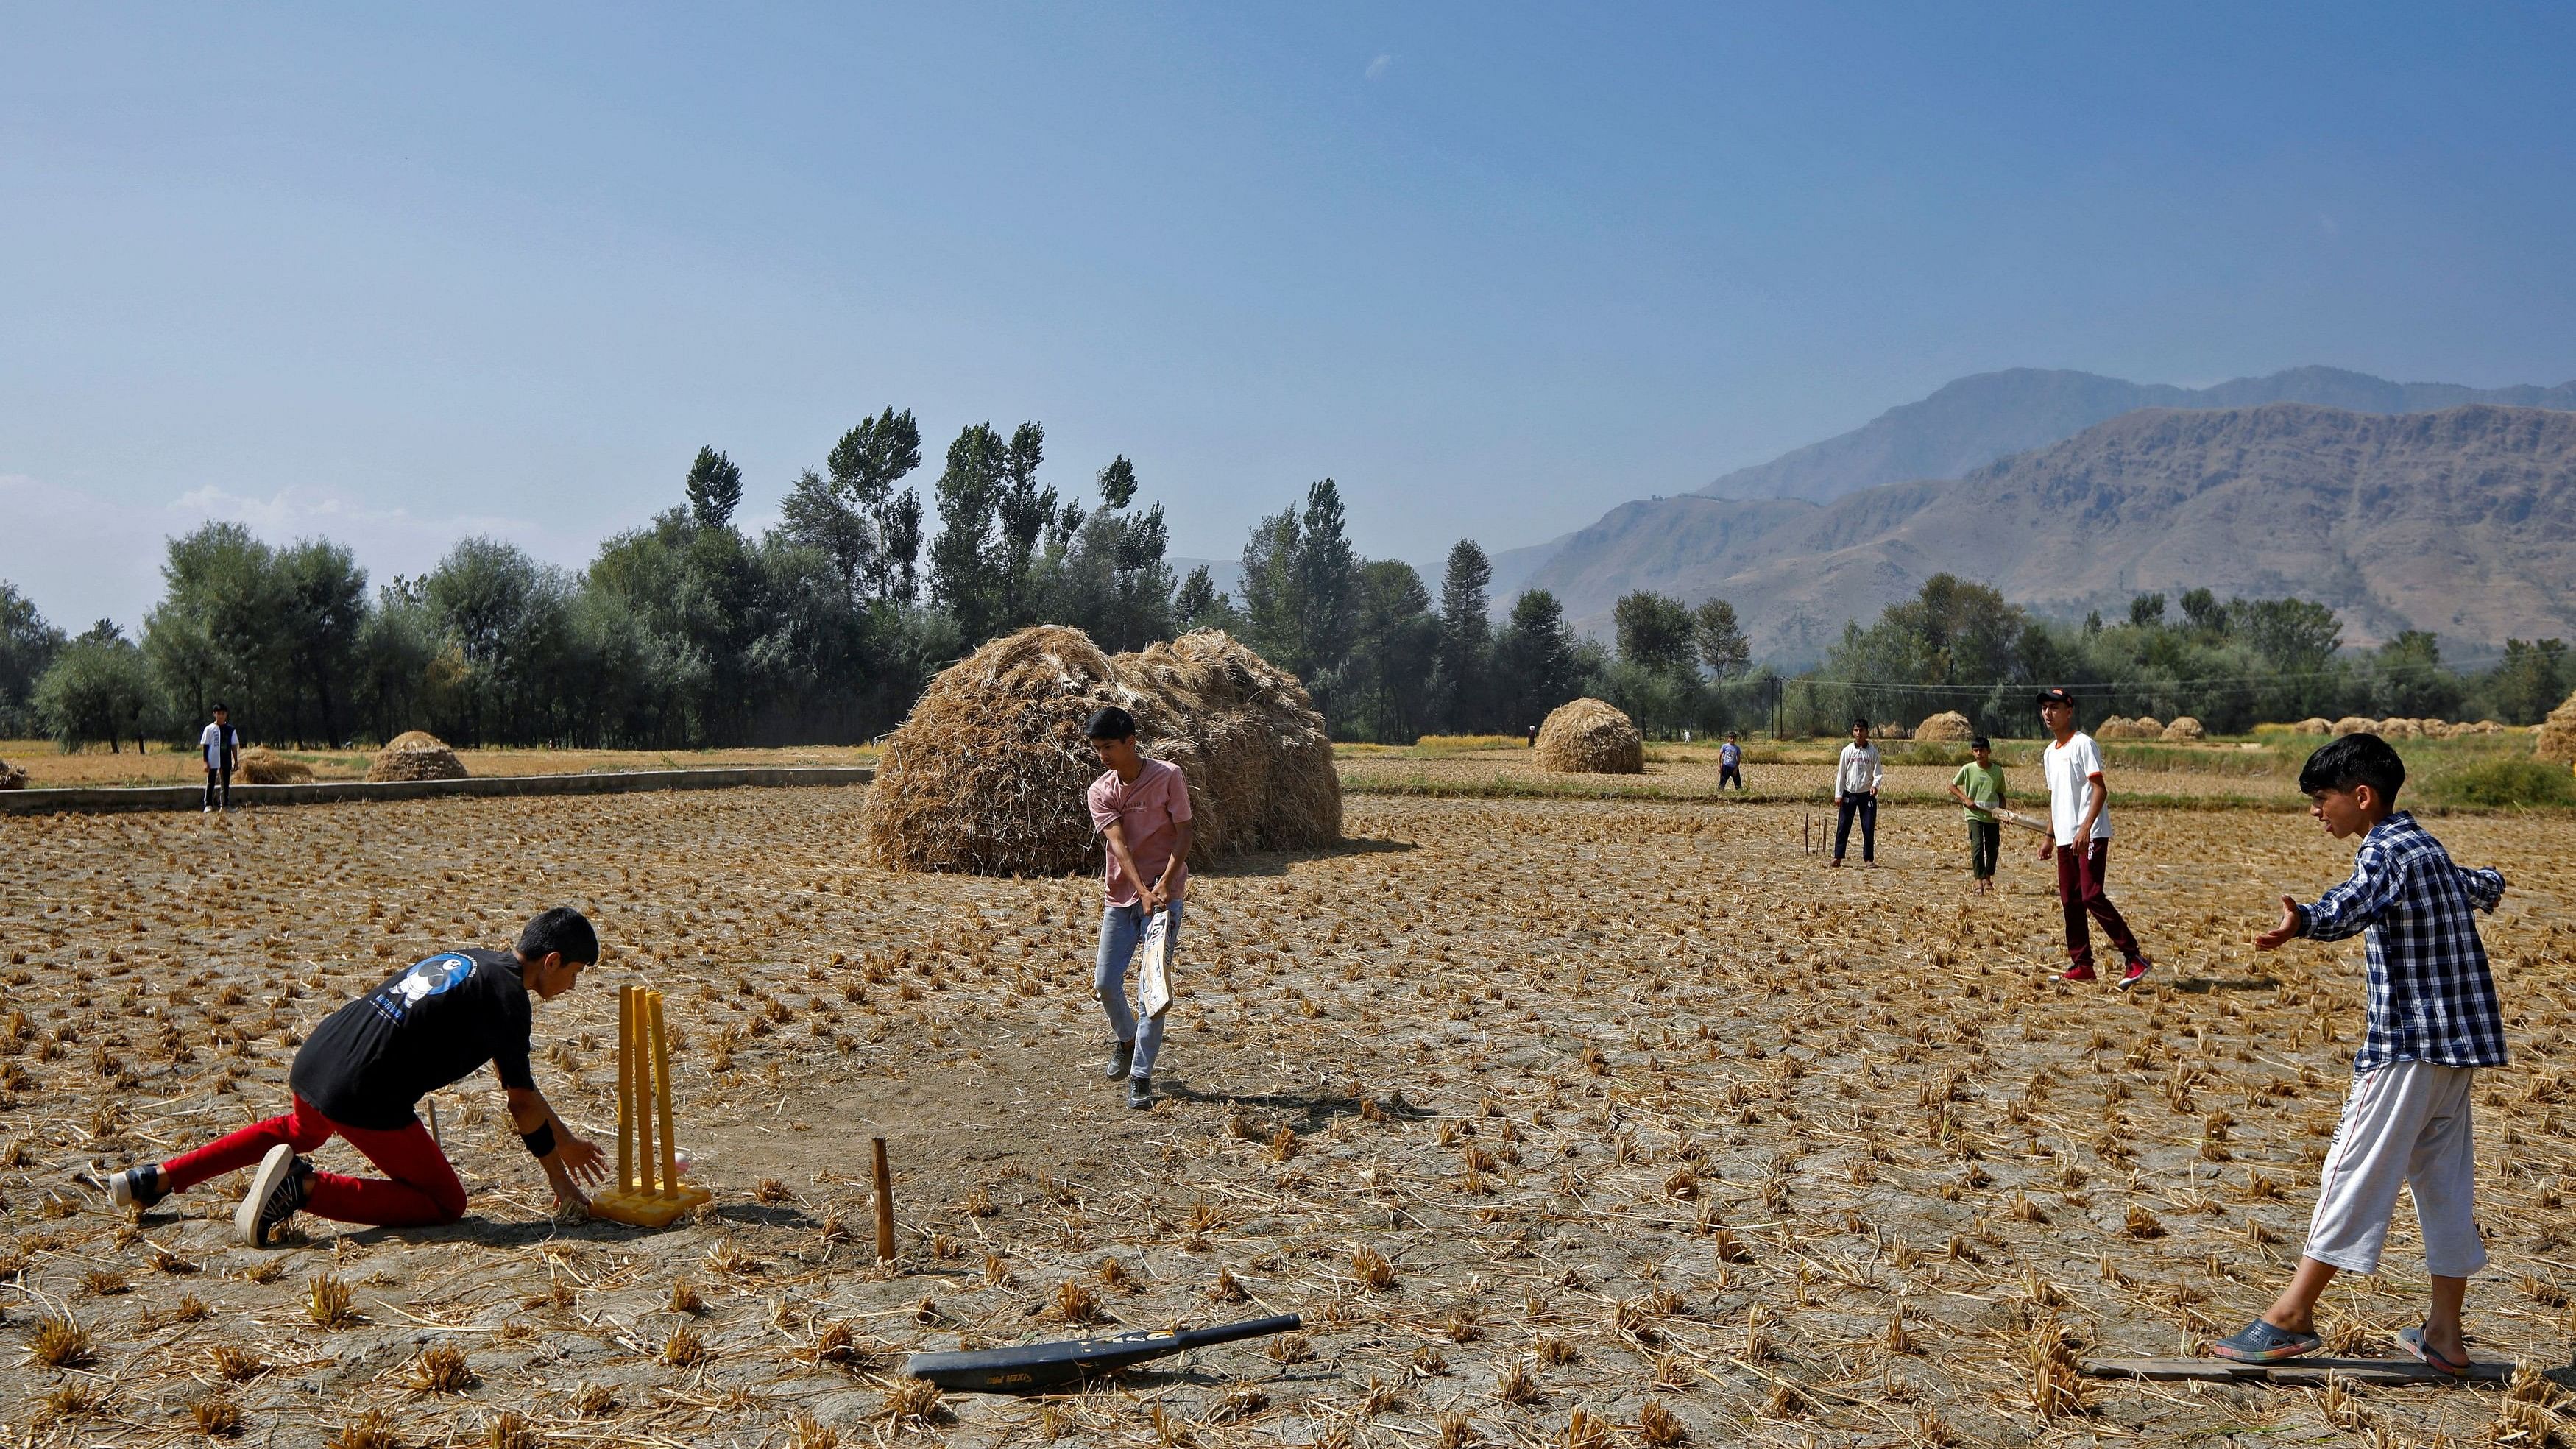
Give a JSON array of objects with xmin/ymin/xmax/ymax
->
[{"xmin": 1521, "ymin": 403, "xmax": 2576, "ymax": 659}]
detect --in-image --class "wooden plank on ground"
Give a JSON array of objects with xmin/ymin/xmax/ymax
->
[{"xmin": 2084, "ymin": 1356, "xmax": 2511, "ymax": 1386}]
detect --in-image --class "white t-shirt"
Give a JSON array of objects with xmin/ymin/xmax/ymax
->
[
  {"xmin": 1835, "ymin": 742, "xmax": 1883, "ymax": 797},
  {"xmin": 2042, "ymin": 731, "xmax": 2112, "ymax": 846},
  {"xmin": 200, "ymin": 721, "xmax": 238, "ymax": 769}
]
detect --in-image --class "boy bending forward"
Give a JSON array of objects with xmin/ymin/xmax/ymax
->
[{"xmin": 2209, "ymin": 734, "xmax": 2507, "ymax": 1374}]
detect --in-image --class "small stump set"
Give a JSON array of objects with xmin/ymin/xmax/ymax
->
[{"xmin": 590, "ymin": 983, "xmax": 711, "ymax": 1227}]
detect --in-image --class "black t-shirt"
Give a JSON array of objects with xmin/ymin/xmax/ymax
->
[{"xmin": 290, "ymin": 949, "xmax": 538, "ymax": 1130}]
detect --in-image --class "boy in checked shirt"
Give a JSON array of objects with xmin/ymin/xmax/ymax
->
[{"xmin": 2207, "ymin": 734, "xmax": 2508, "ymax": 1374}]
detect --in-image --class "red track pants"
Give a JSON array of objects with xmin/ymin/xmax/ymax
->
[
  {"xmin": 2054, "ymin": 839, "xmax": 2143, "ymax": 971},
  {"xmin": 160, "ymin": 1094, "xmax": 467, "ymax": 1227}
]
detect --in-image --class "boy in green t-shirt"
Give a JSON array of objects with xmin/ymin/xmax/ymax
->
[{"xmin": 1947, "ymin": 736, "xmax": 2007, "ymax": 894}]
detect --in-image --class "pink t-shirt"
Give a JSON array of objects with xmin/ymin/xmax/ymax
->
[{"xmin": 1087, "ymin": 758, "xmax": 1192, "ymax": 906}]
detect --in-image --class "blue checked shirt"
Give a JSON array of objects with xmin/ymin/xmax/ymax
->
[{"xmin": 2297, "ymin": 812, "xmax": 2508, "ymax": 1074}]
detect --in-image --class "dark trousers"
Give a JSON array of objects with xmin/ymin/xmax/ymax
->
[
  {"xmin": 2055, "ymin": 839, "xmax": 2142, "ymax": 969},
  {"xmin": 204, "ymin": 767, "xmax": 230, "ymax": 810},
  {"xmin": 1967, "ymin": 820, "xmax": 2000, "ymax": 879},
  {"xmin": 1833, "ymin": 795, "xmax": 1875, "ymax": 861},
  {"xmin": 1719, "ymin": 763, "xmax": 1744, "ymax": 790}
]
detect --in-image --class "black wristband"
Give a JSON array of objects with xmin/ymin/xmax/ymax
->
[{"xmin": 520, "ymin": 1122, "xmax": 557, "ymax": 1159}]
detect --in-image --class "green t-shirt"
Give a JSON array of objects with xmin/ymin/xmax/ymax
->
[{"xmin": 1952, "ymin": 760, "xmax": 2005, "ymax": 822}]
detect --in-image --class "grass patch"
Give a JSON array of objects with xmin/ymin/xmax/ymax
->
[{"xmin": 2418, "ymin": 757, "xmax": 2576, "ymax": 811}]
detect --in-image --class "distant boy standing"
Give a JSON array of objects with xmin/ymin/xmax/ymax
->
[
  {"xmin": 1830, "ymin": 718, "xmax": 1882, "ymax": 867},
  {"xmin": 1947, "ymin": 734, "xmax": 2007, "ymax": 894},
  {"xmin": 2035, "ymin": 688, "xmax": 2151, "ymax": 987},
  {"xmin": 2209, "ymin": 734, "xmax": 2505, "ymax": 1375},
  {"xmin": 1085, "ymin": 707, "xmax": 1195, "ymax": 1110},
  {"xmin": 1718, "ymin": 732, "xmax": 1746, "ymax": 790},
  {"xmin": 199, "ymin": 703, "xmax": 242, "ymax": 813}
]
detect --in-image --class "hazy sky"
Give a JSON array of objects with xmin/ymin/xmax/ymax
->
[{"xmin": 8, "ymin": 3, "xmax": 2576, "ymax": 630}]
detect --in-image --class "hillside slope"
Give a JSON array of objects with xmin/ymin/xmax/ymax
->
[{"xmin": 1526, "ymin": 403, "xmax": 2576, "ymax": 658}]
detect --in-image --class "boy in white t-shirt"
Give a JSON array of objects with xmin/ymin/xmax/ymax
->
[
  {"xmin": 199, "ymin": 703, "xmax": 243, "ymax": 813},
  {"xmin": 2034, "ymin": 688, "xmax": 2151, "ymax": 989}
]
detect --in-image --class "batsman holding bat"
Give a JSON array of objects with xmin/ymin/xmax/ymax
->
[{"xmin": 1084, "ymin": 706, "xmax": 1195, "ymax": 1110}]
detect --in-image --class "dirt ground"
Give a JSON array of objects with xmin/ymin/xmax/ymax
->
[
  {"xmin": 4, "ymin": 783, "xmax": 2573, "ymax": 1446},
  {"xmin": 0, "ymin": 741, "xmax": 880, "ymax": 789}
]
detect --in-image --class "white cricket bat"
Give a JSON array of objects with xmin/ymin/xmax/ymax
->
[
  {"xmin": 1137, "ymin": 909, "xmax": 1175, "ymax": 1019},
  {"xmin": 1987, "ymin": 805, "xmax": 2050, "ymax": 835}
]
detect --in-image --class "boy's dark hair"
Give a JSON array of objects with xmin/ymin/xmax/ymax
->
[
  {"xmin": 2298, "ymin": 733, "xmax": 2405, "ymax": 802},
  {"xmin": 518, "ymin": 907, "xmax": 599, "ymax": 966},
  {"xmin": 1085, "ymin": 706, "xmax": 1137, "ymax": 740},
  {"xmin": 1971, "ymin": 735, "xmax": 1991, "ymax": 750},
  {"xmin": 213, "ymin": 702, "xmax": 229, "ymax": 712},
  {"xmin": 1850, "ymin": 717, "xmax": 1869, "ymax": 731}
]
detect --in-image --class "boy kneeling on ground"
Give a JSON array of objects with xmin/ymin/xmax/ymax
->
[
  {"xmin": 2208, "ymin": 735, "xmax": 2508, "ymax": 1373},
  {"xmin": 100, "ymin": 907, "xmax": 609, "ymax": 1244}
]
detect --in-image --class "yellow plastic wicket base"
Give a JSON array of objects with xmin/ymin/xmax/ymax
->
[{"xmin": 590, "ymin": 982, "xmax": 712, "ymax": 1228}]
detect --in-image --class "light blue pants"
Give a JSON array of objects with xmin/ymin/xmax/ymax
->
[{"xmin": 1095, "ymin": 900, "xmax": 1181, "ymax": 1079}]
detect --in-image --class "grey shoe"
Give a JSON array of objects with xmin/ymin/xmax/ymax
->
[
  {"xmin": 105, "ymin": 1163, "xmax": 168, "ymax": 1211},
  {"xmin": 235, "ymin": 1144, "xmax": 309, "ymax": 1247},
  {"xmin": 1128, "ymin": 1074, "xmax": 1153, "ymax": 1110},
  {"xmin": 1104, "ymin": 1041, "xmax": 1133, "ymax": 1081}
]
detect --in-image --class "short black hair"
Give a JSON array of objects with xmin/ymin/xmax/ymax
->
[
  {"xmin": 2298, "ymin": 733, "xmax": 2405, "ymax": 802},
  {"xmin": 1971, "ymin": 735, "xmax": 1991, "ymax": 750},
  {"xmin": 518, "ymin": 906, "xmax": 599, "ymax": 966},
  {"xmin": 1085, "ymin": 706, "xmax": 1137, "ymax": 740},
  {"xmin": 1850, "ymin": 717, "xmax": 1869, "ymax": 731},
  {"xmin": 213, "ymin": 702, "xmax": 229, "ymax": 712}
]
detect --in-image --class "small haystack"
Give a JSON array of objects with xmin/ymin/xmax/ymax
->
[
  {"xmin": 2536, "ymin": 691, "xmax": 2576, "ymax": 767},
  {"xmin": 1535, "ymin": 698, "xmax": 1644, "ymax": 774},
  {"xmin": 2096, "ymin": 716, "xmax": 2160, "ymax": 740},
  {"xmin": 0, "ymin": 759, "xmax": 26, "ymax": 790},
  {"xmin": 236, "ymin": 746, "xmax": 314, "ymax": 784},
  {"xmin": 1914, "ymin": 711, "xmax": 1975, "ymax": 743},
  {"xmin": 2331, "ymin": 715, "xmax": 2377, "ymax": 737},
  {"xmin": 368, "ymin": 732, "xmax": 468, "ymax": 782},
  {"xmin": 2160, "ymin": 716, "xmax": 2205, "ymax": 743},
  {"xmin": 865, "ymin": 626, "xmax": 1340, "ymax": 876},
  {"xmin": 2295, "ymin": 717, "xmax": 2333, "ymax": 734},
  {"xmin": 2377, "ymin": 717, "xmax": 2424, "ymax": 739}
]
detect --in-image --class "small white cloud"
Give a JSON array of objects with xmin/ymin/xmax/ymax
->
[{"xmin": 1365, "ymin": 52, "xmax": 1393, "ymax": 81}]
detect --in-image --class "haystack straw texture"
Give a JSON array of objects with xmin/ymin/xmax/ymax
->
[
  {"xmin": 1534, "ymin": 698, "xmax": 1643, "ymax": 774},
  {"xmin": 2536, "ymin": 691, "xmax": 2576, "ymax": 767},
  {"xmin": 2095, "ymin": 715, "xmax": 2160, "ymax": 740},
  {"xmin": 865, "ymin": 626, "xmax": 1340, "ymax": 876},
  {"xmin": 367, "ymin": 733, "xmax": 468, "ymax": 783},
  {"xmin": 2159, "ymin": 716, "xmax": 2204, "ymax": 742},
  {"xmin": 2294, "ymin": 717, "xmax": 2333, "ymax": 734},
  {"xmin": 1913, "ymin": 711, "xmax": 1975, "ymax": 743},
  {"xmin": 0, "ymin": 759, "xmax": 25, "ymax": 790},
  {"xmin": 2377, "ymin": 717, "xmax": 2424, "ymax": 738},
  {"xmin": 236, "ymin": 746, "xmax": 313, "ymax": 784},
  {"xmin": 2330, "ymin": 715, "xmax": 2377, "ymax": 736}
]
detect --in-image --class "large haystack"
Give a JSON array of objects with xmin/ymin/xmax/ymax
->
[
  {"xmin": 1534, "ymin": 698, "xmax": 1643, "ymax": 774},
  {"xmin": 236, "ymin": 746, "xmax": 313, "ymax": 784},
  {"xmin": 2536, "ymin": 691, "xmax": 2576, "ymax": 767},
  {"xmin": 864, "ymin": 626, "xmax": 1340, "ymax": 876},
  {"xmin": 0, "ymin": 759, "xmax": 25, "ymax": 790},
  {"xmin": 1914, "ymin": 711, "xmax": 1975, "ymax": 743},
  {"xmin": 2096, "ymin": 716, "xmax": 2160, "ymax": 740},
  {"xmin": 2160, "ymin": 716, "xmax": 2205, "ymax": 742},
  {"xmin": 368, "ymin": 732, "xmax": 468, "ymax": 782}
]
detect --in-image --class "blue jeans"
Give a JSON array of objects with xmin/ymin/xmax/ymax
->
[
  {"xmin": 1835, "ymin": 795, "xmax": 1876, "ymax": 862},
  {"xmin": 1096, "ymin": 900, "xmax": 1181, "ymax": 1079}
]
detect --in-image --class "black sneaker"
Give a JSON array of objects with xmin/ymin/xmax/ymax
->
[
  {"xmin": 105, "ymin": 1163, "xmax": 168, "ymax": 1211},
  {"xmin": 235, "ymin": 1144, "xmax": 309, "ymax": 1247},
  {"xmin": 1128, "ymin": 1074, "xmax": 1153, "ymax": 1110},
  {"xmin": 1104, "ymin": 1041, "xmax": 1133, "ymax": 1081}
]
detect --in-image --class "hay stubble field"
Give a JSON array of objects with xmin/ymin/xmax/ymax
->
[{"xmin": 4, "ymin": 776, "xmax": 2573, "ymax": 1445}]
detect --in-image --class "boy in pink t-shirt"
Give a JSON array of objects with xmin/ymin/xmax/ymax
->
[{"xmin": 1083, "ymin": 706, "xmax": 1195, "ymax": 1108}]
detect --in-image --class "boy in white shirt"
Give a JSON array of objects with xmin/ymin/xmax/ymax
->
[
  {"xmin": 2034, "ymin": 688, "xmax": 2151, "ymax": 988},
  {"xmin": 1830, "ymin": 718, "xmax": 1883, "ymax": 868},
  {"xmin": 199, "ymin": 703, "xmax": 242, "ymax": 813}
]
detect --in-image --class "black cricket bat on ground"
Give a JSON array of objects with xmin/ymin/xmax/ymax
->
[{"xmin": 904, "ymin": 1314, "xmax": 1302, "ymax": 1392}]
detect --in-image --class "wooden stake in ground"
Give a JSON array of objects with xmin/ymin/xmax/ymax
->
[{"xmin": 873, "ymin": 1136, "xmax": 896, "ymax": 1263}]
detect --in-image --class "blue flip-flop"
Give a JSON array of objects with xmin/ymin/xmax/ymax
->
[
  {"xmin": 2206, "ymin": 1319, "xmax": 2323, "ymax": 1363},
  {"xmin": 2398, "ymin": 1325, "xmax": 2469, "ymax": 1376}
]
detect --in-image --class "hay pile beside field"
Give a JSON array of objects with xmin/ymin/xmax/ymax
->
[
  {"xmin": 0, "ymin": 759, "xmax": 25, "ymax": 790},
  {"xmin": 236, "ymin": 746, "xmax": 313, "ymax": 784},
  {"xmin": 2096, "ymin": 716, "xmax": 2161, "ymax": 740},
  {"xmin": 2537, "ymin": 692, "xmax": 2576, "ymax": 767},
  {"xmin": 2160, "ymin": 716, "xmax": 2204, "ymax": 742},
  {"xmin": 1534, "ymin": 698, "xmax": 1643, "ymax": 774},
  {"xmin": 2295, "ymin": 717, "xmax": 2332, "ymax": 734},
  {"xmin": 865, "ymin": 626, "xmax": 1340, "ymax": 876},
  {"xmin": 1914, "ymin": 711, "xmax": 1975, "ymax": 743},
  {"xmin": 367, "ymin": 732, "xmax": 468, "ymax": 782},
  {"xmin": 2331, "ymin": 715, "xmax": 2377, "ymax": 736}
]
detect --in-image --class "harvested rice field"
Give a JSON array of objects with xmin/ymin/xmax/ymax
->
[
  {"xmin": 4, "ymin": 783, "xmax": 2574, "ymax": 1445},
  {"xmin": 0, "ymin": 740, "xmax": 880, "ymax": 790}
]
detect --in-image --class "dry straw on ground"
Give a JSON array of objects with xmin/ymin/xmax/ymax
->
[
  {"xmin": 367, "ymin": 732, "xmax": 468, "ymax": 783},
  {"xmin": 1533, "ymin": 697, "xmax": 1643, "ymax": 774},
  {"xmin": 865, "ymin": 625, "xmax": 1340, "ymax": 876},
  {"xmin": 1914, "ymin": 711, "xmax": 1975, "ymax": 743},
  {"xmin": 236, "ymin": 747, "xmax": 314, "ymax": 784},
  {"xmin": 2534, "ymin": 691, "xmax": 2576, "ymax": 765}
]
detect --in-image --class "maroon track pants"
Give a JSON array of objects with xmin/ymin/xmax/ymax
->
[
  {"xmin": 160, "ymin": 1094, "xmax": 467, "ymax": 1227},
  {"xmin": 2054, "ymin": 840, "xmax": 2143, "ymax": 971}
]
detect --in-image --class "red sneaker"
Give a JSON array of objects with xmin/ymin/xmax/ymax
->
[
  {"xmin": 2061, "ymin": 963, "xmax": 2097, "ymax": 982},
  {"xmin": 2117, "ymin": 958, "xmax": 2152, "ymax": 991}
]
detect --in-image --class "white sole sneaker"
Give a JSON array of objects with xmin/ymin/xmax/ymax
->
[{"xmin": 236, "ymin": 1144, "xmax": 298, "ymax": 1246}]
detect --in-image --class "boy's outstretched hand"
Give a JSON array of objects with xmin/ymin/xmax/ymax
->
[{"xmin": 2253, "ymin": 896, "xmax": 2304, "ymax": 951}]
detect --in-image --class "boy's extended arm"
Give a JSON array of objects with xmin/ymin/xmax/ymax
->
[
  {"xmin": 2457, "ymin": 865, "xmax": 2506, "ymax": 913},
  {"xmin": 2291, "ymin": 839, "xmax": 2404, "ymax": 943},
  {"xmin": 506, "ymin": 1083, "xmax": 606, "ymax": 1208}
]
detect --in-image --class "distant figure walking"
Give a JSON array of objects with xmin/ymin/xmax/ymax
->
[
  {"xmin": 1830, "ymin": 718, "xmax": 1882, "ymax": 867},
  {"xmin": 2035, "ymin": 687, "xmax": 2152, "ymax": 988},
  {"xmin": 1526, "ymin": 723, "xmax": 1538, "ymax": 748},
  {"xmin": 1718, "ymin": 732, "xmax": 1747, "ymax": 790},
  {"xmin": 199, "ymin": 704, "xmax": 242, "ymax": 814}
]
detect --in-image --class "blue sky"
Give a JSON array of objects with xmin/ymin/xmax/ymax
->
[{"xmin": 7, "ymin": 2, "xmax": 2575, "ymax": 628}]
